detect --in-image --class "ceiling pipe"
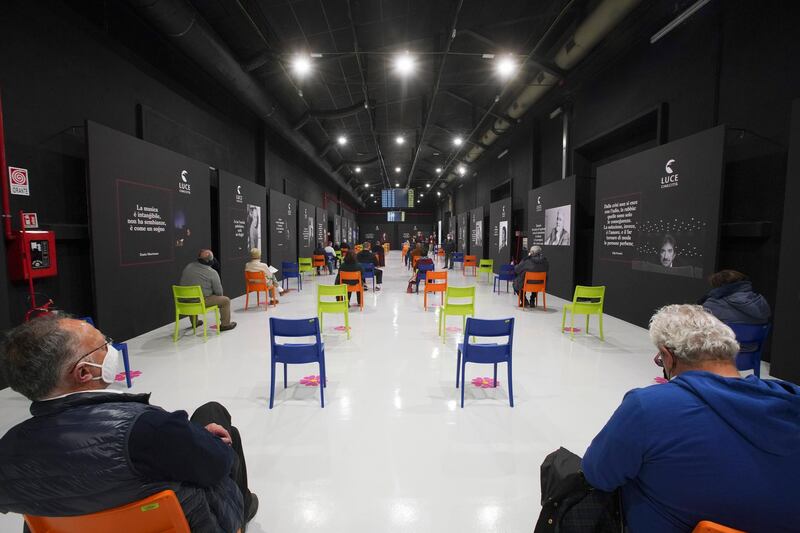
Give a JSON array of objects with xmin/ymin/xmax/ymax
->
[
  {"xmin": 405, "ymin": 0, "xmax": 465, "ymax": 189},
  {"xmin": 293, "ymin": 99, "xmax": 368, "ymax": 130},
  {"xmin": 126, "ymin": 0, "xmax": 365, "ymax": 206},
  {"xmin": 437, "ymin": 0, "xmax": 641, "ymax": 188}
]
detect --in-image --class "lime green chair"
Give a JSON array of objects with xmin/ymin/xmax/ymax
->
[
  {"xmin": 172, "ymin": 285, "xmax": 220, "ymax": 342},
  {"xmin": 439, "ymin": 286, "xmax": 476, "ymax": 343},
  {"xmin": 298, "ymin": 257, "xmax": 313, "ymax": 278},
  {"xmin": 317, "ymin": 284, "xmax": 350, "ymax": 340},
  {"xmin": 477, "ymin": 259, "xmax": 494, "ymax": 283},
  {"xmin": 561, "ymin": 285, "xmax": 606, "ymax": 341}
]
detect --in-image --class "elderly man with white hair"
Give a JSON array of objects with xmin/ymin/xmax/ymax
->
[{"xmin": 581, "ymin": 304, "xmax": 800, "ymax": 532}]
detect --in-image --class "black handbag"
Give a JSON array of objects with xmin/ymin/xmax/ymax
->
[{"xmin": 534, "ymin": 447, "xmax": 623, "ymax": 533}]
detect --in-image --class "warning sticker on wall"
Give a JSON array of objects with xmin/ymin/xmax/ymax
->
[{"xmin": 9, "ymin": 167, "xmax": 30, "ymax": 196}]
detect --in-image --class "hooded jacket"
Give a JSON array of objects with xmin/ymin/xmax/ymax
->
[
  {"xmin": 513, "ymin": 252, "xmax": 549, "ymax": 293},
  {"xmin": 700, "ymin": 280, "xmax": 771, "ymax": 324},
  {"xmin": 582, "ymin": 372, "xmax": 800, "ymax": 532}
]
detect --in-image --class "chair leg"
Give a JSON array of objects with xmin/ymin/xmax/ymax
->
[
  {"xmin": 215, "ymin": 308, "xmax": 220, "ymax": 335},
  {"xmin": 202, "ymin": 314, "xmax": 208, "ymax": 341},
  {"xmin": 245, "ymin": 291, "xmax": 249, "ymax": 311},
  {"xmin": 319, "ymin": 361, "xmax": 325, "ymax": 408},
  {"xmin": 753, "ymin": 355, "xmax": 761, "ymax": 378},
  {"xmin": 173, "ymin": 313, "xmax": 180, "ymax": 342},
  {"xmin": 121, "ymin": 345, "xmax": 132, "ymax": 388},
  {"xmin": 493, "ymin": 363, "xmax": 497, "ymax": 386},
  {"xmin": 543, "ymin": 292, "xmax": 546, "ymax": 311},
  {"xmin": 283, "ymin": 363, "xmax": 288, "ymax": 388},
  {"xmin": 460, "ymin": 362, "xmax": 466, "ymax": 408},
  {"xmin": 318, "ymin": 312, "xmax": 324, "ymax": 332},
  {"xmin": 507, "ymin": 361, "xmax": 514, "ymax": 408},
  {"xmin": 570, "ymin": 313, "xmax": 575, "ymax": 340},
  {"xmin": 456, "ymin": 349, "xmax": 461, "ymax": 388},
  {"xmin": 269, "ymin": 362, "xmax": 276, "ymax": 409},
  {"xmin": 561, "ymin": 308, "xmax": 567, "ymax": 333},
  {"xmin": 586, "ymin": 314, "xmax": 590, "ymax": 334},
  {"xmin": 344, "ymin": 309, "xmax": 350, "ymax": 340},
  {"xmin": 598, "ymin": 313, "xmax": 604, "ymax": 341}
]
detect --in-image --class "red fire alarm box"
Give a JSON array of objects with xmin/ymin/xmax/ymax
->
[{"xmin": 8, "ymin": 230, "xmax": 58, "ymax": 281}]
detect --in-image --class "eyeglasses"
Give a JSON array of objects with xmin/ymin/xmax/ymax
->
[{"xmin": 70, "ymin": 335, "xmax": 113, "ymax": 371}]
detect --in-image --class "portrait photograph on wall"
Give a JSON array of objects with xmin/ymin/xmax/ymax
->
[{"xmin": 544, "ymin": 204, "xmax": 571, "ymax": 246}]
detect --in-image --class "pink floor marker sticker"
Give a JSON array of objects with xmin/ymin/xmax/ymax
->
[
  {"xmin": 333, "ymin": 326, "xmax": 351, "ymax": 331},
  {"xmin": 115, "ymin": 370, "xmax": 142, "ymax": 382},
  {"xmin": 471, "ymin": 377, "xmax": 499, "ymax": 388},
  {"xmin": 562, "ymin": 327, "xmax": 581, "ymax": 333},
  {"xmin": 299, "ymin": 375, "xmax": 321, "ymax": 387},
  {"xmin": 446, "ymin": 326, "xmax": 461, "ymax": 332}
]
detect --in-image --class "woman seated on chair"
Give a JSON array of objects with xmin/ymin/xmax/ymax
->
[
  {"xmin": 245, "ymin": 248, "xmax": 280, "ymax": 304},
  {"xmin": 698, "ymin": 269, "xmax": 771, "ymax": 324},
  {"xmin": 334, "ymin": 251, "xmax": 365, "ymax": 304},
  {"xmin": 410, "ymin": 256, "xmax": 435, "ymax": 293}
]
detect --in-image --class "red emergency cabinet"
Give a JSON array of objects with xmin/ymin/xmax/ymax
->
[{"xmin": 8, "ymin": 230, "xmax": 58, "ymax": 281}]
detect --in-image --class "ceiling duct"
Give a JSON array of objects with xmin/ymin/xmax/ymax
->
[
  {"xmin": 443, "ymin": 0, "xmax": 641, "ymax": 185},
  {"xmin": 127, "ymin": 0, "xmax": 364, "ymax": 206}
]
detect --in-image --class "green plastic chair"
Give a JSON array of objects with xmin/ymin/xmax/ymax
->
[
  {"xmin": 561, "ymin": 285, "xmax": 606, "ymax": 341},
  {"xmin": 477, "ymin": 259, "xmax": 494, "ymax": 283},
  {"xmin": 439, "ymin": 286, "xmax": 476, "ymax": 343},
  {"xmin": 172, "ymin": 285, "xmax": 220, "ymax": 342},
  {"xmin": 298, "ymin": 257, "xmax": 313, "ymax": 278},
  {"xmin": 317, "ymin": 284, "xmax": 350, "ymax": 340}
]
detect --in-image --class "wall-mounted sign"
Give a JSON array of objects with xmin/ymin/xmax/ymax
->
[
  {"xmin": 9, "ymin": 166, "xmax": 30, "ymax": 196},
  {"xmin": 22, "ymin": 212, "xmax": 38, "ymax": 229}
]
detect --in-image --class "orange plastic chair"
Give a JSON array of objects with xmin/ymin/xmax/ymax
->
[
  {"xmin": 463, "ymin": 255, "xmax": 477, "ymax": 276},
  {"xmin": 244, "ymin": 271, "xmax": 273, "ymax": 310},
  {"xmin": 519, "ymin": 271, "xmax": 547, "ymax": 310},
  {"xmin": 24, "ymin": 490, "xmax": 191, "ymax": 533},
  {"xmin": 412, "ymin": 255, "xmax": 421, "ymax": 269},
  {"xmin": 424, "ymin": 270, "xmax": 448, "ymax": 310},
  {"xmin": 401, "ymin": 245, "xmax": 409, "ymax": 262},
  {"xmin": 692, "ymin": 521, "xmax": 746, "ymax": 533},
  {"xmin": 339, "ymin": 270, "xmax": 364, "ymax": 311},
  {"xmin": 312, "ymin": 254, "xmax": 328, "ymax": 275}
]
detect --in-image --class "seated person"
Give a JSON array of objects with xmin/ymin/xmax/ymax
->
[
  {"xmin": 334, "ymin": 251, "xmax": 365, "ymax": 305},
  {"xmin": 513, "ymin": 246, "xmax": 549, "ymax": 307},
  {"xmin": 409, "ymin": 243, "xmax": 424, "ymax": 269},
  {"xmin": 324, "ymin": 241, "xmax": 338, "ymax": 269},
  {"xmin": 245, "ymin": 248, "xmax": 280, "ymax": 304},
  {"xmin": 356, "ymin": 242, "xmax": 383, "ymax": 290},
  {"xmin": 698, "ymin": 269, "xmax": 771, "ymax": 324},
  {"xmin": 582, "ymin": 304, "xmax": 800, "ymax": 532},
  {"xmin": 373, "ymin": 241, "xmax": 386, "ymax": 267},
  {"xmin": 0, "ymin": 315, "xmax": 258, "ymax": 532},
  {"xmin": 411, "ymin": 256, "xmax": 435, "ymax": 293},
  {"xmin": 180, "ymin": 249, "xmax": 236, "ymax": 331},
  {"xmin": 312, "ymin": 242, "xmax": 329, "ymax": 275}
]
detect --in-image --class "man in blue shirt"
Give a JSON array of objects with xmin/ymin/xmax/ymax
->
[{"xmin": 582, "ymin": 304, "xmax": 800, "ymax": 532}]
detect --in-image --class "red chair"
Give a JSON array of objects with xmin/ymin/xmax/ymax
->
[
  {"xmin": 24, "ymin": 490, "xmax": 192, "ymax": 533},
  {"xmin": 312, "ymin": 254, "xmax": 328, "ymax": 275},
  {"xmin": 339, "ymin": 270, "xmax": 364, "ymax": 311},
  {"xmin": 463, "ymin": 255, "xmax": 477, "ymax": 276},
  {"xmin": 424, "ymin": 270, "xmax": 448, "ymax": 310},
  {"xmin": 244, "ymin": 271, "xmax": 274, "ymax": 310},
  {"xmin": 519, "ymin": 271, "xmax": 547, "ymax": 310}
]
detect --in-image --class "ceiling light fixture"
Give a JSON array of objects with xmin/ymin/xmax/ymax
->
[
  {"xmin": 394, "ymin": 51, "xmax": 415, "ymax": 76},
  {"xmin": 364, "ymin": 182, "xmax": 369, "ymax": 188},
  {"xmin": 496, "ymin": 55, "xmax": 517, "ymax": 79},
  {"xmin": 355, "ymin": 166, "xmax": 361, "ymax": 173},
  {"xmin": 457, "ymin": 165, "xmax": 467, "ymax": 176},
  {"xmin": 453, "ymin": 136, "xmax": 463, "ymax": 147},
  {"xmin": 426, "ymin": 183, "xmax": 431, "ymax": 188},
  {"xmin": 435, "ymin": 167, "xmax": 442, "ymax": 174},
  {"xmin": 395, "ymin": 135, "xmax": 405, "ymax": 145},
  {"xmin": 291, "ymin": 54, "xmax": 312, "ymax": 77},
  {"xmin": 370, "ymin": 193, "xmax": 374, "ymax": 197},
  {"xmin": 436, "ymin": 191, "xmax": 441, "ymax": 197},
  {"xmin": 395, "ymin": 182, "xmax": 400, "ymax": 187},
  {"xmin": 394, "ymin": 167, "xmax": 401, "ymax": 173},
  {"xmin": 337, "ymin": 135, "xmax": 347, "ymax": 146}
]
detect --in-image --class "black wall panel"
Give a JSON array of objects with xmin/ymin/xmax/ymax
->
[
  {"xmin": 298, "ymin": 201, "xmax": 315, "ymax": 257},
  {"xmin": 470, "ymin": 206, "xmax": 484, "ymax": 260},
  {"xmin": 268, "ymin": 190, "xmax": 297, "ymax": 271},
  {"xmin": 489, "ymin": 199, "xmax": 512, "ymax": 273}
]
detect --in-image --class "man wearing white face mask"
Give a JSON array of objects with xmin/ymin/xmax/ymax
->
[{"xmin": 0, "ymin": 314, "xmax": 258, "ymax": 532}]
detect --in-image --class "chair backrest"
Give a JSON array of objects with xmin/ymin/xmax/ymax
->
[
  {"xmin": 446, "ymin": 285, "xmax": 476, "ymax": 304},
  {"xmin": 339, "ymin": 270, "xmax": 362, "ymax": 285},
  {"xmin": 24, "ymin": 490, "xmax": 190, "ymax": 533},
  {"xmin": 360, "ymin": 262, "xmax": 375, "ymax": 273},
  {"xmin": 312, "ymin": 255, "xmax": 326, "ymax": 266},
  {"xmin": 692, "ymin": 521, "xmax": 746, "ymax": 533},
  {"xmin": 298, "ymin": 257, "xmax": 312, "ymax": 267},
  {"xmin": 269, "ymin": 316, "xmax": 321, "ymax": 339},
  {"xmin": 464, "ymin": 255, "xmax": 477, "ymax": 266},
  {"xmin": 500, "ymin": 264, "xmax": 515, "ymax": 275},
  {"xmin": 523, "ymin": 271, "xmax": 546, "ymax": 286},
  {"xmin": 317, "ymin": 284, "xmax": 347, "ymax": 300},
  {"xmin": 172, "ymin": 286, "xmax": 206, "ymax": 314},
  {"xmin": 452, "ymin": 252, "xmax": 464, "ymax": 261},
  {"xmin": 245, "ymin": 270, "xmax": 267, "ymax": 287},
  {"xmin": 572, "ymin": 285, "xmax": 605, "ymax": 304},
  {"xmin": 426, "ymin": 270, "xmax": 447, "ymax": 283},
  {"xmin": 478, "ymin": 259, "xmax": 494, "ymax": 269},
  {"xmin": 726, "ymin": 322, "xmax": 771, "ymax": 352},
  {"xmin": 282, "ymin": 261, "xmax": 299, "ymax": 274}
]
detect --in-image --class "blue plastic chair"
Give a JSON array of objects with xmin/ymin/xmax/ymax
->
[
  {"xmin": 451, "ymin": 252, "xmax": 464, "ymax": 270},
  {"xmin": 726, "ymin": 322, "xmax": 771, "ymax": 378},
  {"xmin": 80, "ymin": 317, "xmax": 132, "ymax": 388},
  {"xmin": 415, "ymin": 261, "xmax": 435, "ymax": 293},
  {"xmin": 493, "ymin": 264, "xmax": 515, "ymax": 293},
  {"xmin": 456, "ymin": 317, "xmax": 514, "ymax": 408},
  {"xmin": 268, "ymin": 317, "xmax": 326, "ymax": 408},
  {"xmin": 281, "ymin": 261, "xmax": 302, "ymax": 291},
  {"xmin": 360, "ymin": 262, "xmax": 376, "ymax": 290}
]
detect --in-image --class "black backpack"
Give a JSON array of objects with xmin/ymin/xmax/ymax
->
[{"xmin": 534, "ymin": 447, "xmax": 623, "ymax": 533}]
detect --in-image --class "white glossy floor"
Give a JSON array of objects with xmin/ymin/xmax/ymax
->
[{"xmin": 0, "ymin": 251, "xmax": 770, "ymax": 532}]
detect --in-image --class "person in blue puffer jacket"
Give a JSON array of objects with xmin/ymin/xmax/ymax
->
[{"xmin": 698, "ymin": 269, "xmax": 771, "ymax": 324}]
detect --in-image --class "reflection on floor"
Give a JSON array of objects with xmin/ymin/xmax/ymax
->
[{"xmin": 0, "ymin": 251, "xmax": 769, "ymax": 532}]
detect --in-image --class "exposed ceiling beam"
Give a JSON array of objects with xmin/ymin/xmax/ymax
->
[{"xmin": 405, "ymin": 0, "xmax": 465, "ymax": 189}]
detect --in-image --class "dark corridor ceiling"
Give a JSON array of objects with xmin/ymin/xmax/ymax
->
[{"xmin": 68, "ymin": 0, "xmax": 692, "ymax": 209}]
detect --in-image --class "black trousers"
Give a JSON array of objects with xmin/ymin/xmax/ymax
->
[{"xmin": 190, "ymin": 402, "xmax": 253, "ymax": 514}]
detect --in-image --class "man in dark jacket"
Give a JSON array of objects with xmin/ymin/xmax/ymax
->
[
  {"xmin": 582, "ymin": 304, "xmax": 800, "ymax": 532},
  {"xmin": 335, "ymin": 250, "xmax": 366, "ymax": 304},
  {"xmin": 356, "ymin": 242, "xmax": 383, "ymax": 289},
  {"xmin": 698, "ymin": 269, "xmax": 771, "ymax": 324},
  {"xmin": 443, "ymin": 236, "xmax": 456, "ymax": 269},
  {"xmin": 0, "ymin": 315, "xmax": 257, "ymax": 533},
  {"xmin": 513, "ymin": 246, "xmax": 549, "ymax": 307}
]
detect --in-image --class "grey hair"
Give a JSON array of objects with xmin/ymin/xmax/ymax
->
[
  {"xmin": 0, "ymin": 313, "xmax": 80, "ymax": 400},
  {"xmin": 530, "ymin": 245, "xmax": 542, "ymax": 255},
  {"xmin": 649, "ymin": 304, "xmax": 740, "ymax": 364}
]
